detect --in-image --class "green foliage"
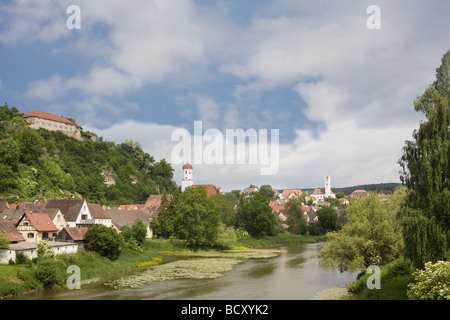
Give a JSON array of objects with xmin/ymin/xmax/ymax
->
[
  {"xmin": 36, "ymin": 240, "xmax": 55, "ymax": 261},
  {"xmin": 259, "ymin": 185, "xmax": 275, "ymax": 199},
  {"xmin": 210, "ymin": 192, "xmax": 238, "ymax": 227},
  {"xmin": 398, "ymin": 50, "xmax": 450, "ymax": 268},
  {"xmin": 171, "ymin": 187, "xmax": 222, "ymax": 248},
  {"xmin": 320, "ymin": 189, "xmax": 405, "ymax": 272},
  {"xmin": 238, "ymin": 193, "xmax": 279, "ymax": 238},
  {"xmin": 212, "ymin": 223, "xmax": 237, "ymax": 249},
  {"xmin": 350, "ymin": 258, "xmax": 414, "ymax": 300},
  {"xmin": 130, "ymin": 219, "xmax": 147, "ymax": 246},
  {"xmin": 0, "ymin": 103, "xmax": 176, "ymax": 204},
  {"xmin": 316, "ymin": 207, "xmax": 339, "ymax": 232},
  {"xmin": 285, "ymin": 197, "xmax": 308, "ymax": 235},
  {"xmin": 85, "ymin": 225, "xmax": 125, "ymax": 260},
  {"xmin": 33, "ymin": 258, "xmax": 66, "ymax": 289},
  {"xmin": 407, "ymin": 261, "xmax": 450, "ymax": 300},
  {"xmin": 0, "ymin": 231, "xmax": 9, "ymax": 249}
]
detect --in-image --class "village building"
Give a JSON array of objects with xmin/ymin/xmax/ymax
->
[
  {"xmin": 0, "ymin": 241, "xmax": 78, "ymax": 264},
  {"xmin": 22, "ymin": 110, "xmax": 97, "ymax": 141},
  {"xmin": 55, "ymin": 227, "xmax": 88, "ymax": 249},
  {"xmin": 16, "ymin": 212, "xmax": 59, "ymax": 243},
  {"xmin": 87, "ymin": 203, "xmax": 112, "ymax": 227},
  {"xmin": 350, "ymin": 189, "xmax": 368, "ymax": 198},
  {"xmin": 46, "ymin": 199, "xmax": 94, "ymax": 228},
  {"xmin": 106, "ymin": 208, "xmax": 154, "ymax": 238},
  {"xmin": 311, "ymin": 176, "xmax": 336, "ymax": 200},
  {"xmin": 0, "ymin": 220, "xmax": 25, "ymax": 244},
  {"xmin": 180, "ymin": 163, "xmax": 221, "ymax": 198}
]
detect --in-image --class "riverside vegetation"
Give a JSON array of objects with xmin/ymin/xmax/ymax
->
[{"xmin": 0, "ymin": 233, "xmax": 323, "ymax": 298}]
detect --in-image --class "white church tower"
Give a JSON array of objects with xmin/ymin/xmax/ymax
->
[
  {"xmin": 325, "ymin": 175, "xmax": 331, "ymax": 198},
  {"xmin": 181, "ymin": 162, "xmax": 193, "ymax": 192}
]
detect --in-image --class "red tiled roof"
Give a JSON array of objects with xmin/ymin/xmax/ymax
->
[
  {"xmin": 23, "ymin": 212, "xmax": 59, "ymax": 232},
  {"xmin": 192, "ymin": 185, "xmax": 218, "ymax": 198},
  {"xmin": 0, "ymin": 220, "xmax": 25, "ymax": 242},
  {"xmin": 23, "ymin": 110, "xmax": 80, "ymax": 127},
  {"xmin": 145, "ymin": 194, "xmax": 171, "ymax": 208}
]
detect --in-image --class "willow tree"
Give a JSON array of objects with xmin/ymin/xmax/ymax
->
[{"xmin": 398, "ymin": 50, "xmax": 450, "ymax": 269}]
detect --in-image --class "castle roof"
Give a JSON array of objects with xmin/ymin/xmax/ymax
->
[{"xmin": 23, "ymin": 110, "xmax": 80, "ymax": 127}]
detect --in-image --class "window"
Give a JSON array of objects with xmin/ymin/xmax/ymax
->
[
  {"xmin": 27, "ymin": 233, "xmax": 34, "ymax": 238},
  {"xmin": 81, "ymin": 214, "xmax": 87, "ymax": 220}
]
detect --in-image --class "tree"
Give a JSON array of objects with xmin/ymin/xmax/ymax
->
[
  {"xmin": 259, "ymin": 185, "xmax": 275, "ymax": 199},
  {"xmin": 316, "ymin": 207, "xmax": 338, "ymax": 232},
  {"xmin": 131, "ymin": 219, "xmax": 147, "ymax": 246},
  {"xmin": 398, "ymin": 50, "xmax": 450, "ymax": 269},
  {"xmin": 285, "ymin": 197, "xmax": 308, "ymax": 235},
  {"xmin": 210, "ymin": 192, "xmax": 237, "ymax": 227},
  {"xmin": 239, "ymin": 193, "xmax": 279, "ymax": 237},
  {"xmin": 85, "ymin": 225, "xmax": 124, "ymax": 260},
  {"xmin": 36, "ymin": 240, "xmax": 55, "ymax": 260},
  {"xmin": 171, "ymin": 186, "xmax": 222, "ymax": 248},
  {"xmin": 320, "ymin": 190, "xmax": 405, "ymax": 272}
]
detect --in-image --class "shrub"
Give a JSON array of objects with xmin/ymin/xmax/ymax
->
[
  {"xmin": 213, "ymin": 223, "xmax": 237, "ymax": 249},
  {"xmin": 15, "ymin": 252, "xmax": 32, "ymax": 265},
  {"xmin": 33, "ymin": 258, "xmax": 65, "ymax": 289},
  {"xmin": 407, "ymin": 261, "xmax": 450, "ymax": 300}
]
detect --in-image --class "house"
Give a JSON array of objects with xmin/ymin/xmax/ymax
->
[
  {"xmin": 0, "ymin": 198, "xmax": 9, "ymax": 213},
  {"xmin": 87, "ymin": 204, "xmax": 112, "ymax": 227},
  {"xmin": 192, "ymin": 185, "xmax": 219, "ymax": 198},
  {"xmin": 350, "ymin": 189, "xmax": 368, "ymax": 198},
  {"xmin": 0, "ymin": 220, "xmax": 25, "ymax": 243},
  {"xmin": 16, "ymin": 212, "xmax": 60, "ymax": 243},
  {"xmin": 46, "ymin": 199, "xmax": 94, "ymax": 228},
  {"xmin": 23, "ymin": 110, "xmax": 83, "ymax": 140},
  {"xmin": 339, "ymin": 198, "xmax": 350, "ymax": 205},
  {"xmin": 55, "ymin": 227, "xmax": 88, "ymax": 249},
  {"xmin": 106, "ymin": 208, "xmax": 153, "ymax": 238},
  {"xmin": 145, "ymin": 194, "xmax": 172, "ymax": 208},
  {"xmin": 119, "ymin": 204, "xmax": 146, "ymax": 211},
  {"xmin": 0, "ymin": 241, "xmax": 78, "ymax": 264},
  {"xmin": 283, "ymin": 189, "xmax": 303, "ymax": 199}
]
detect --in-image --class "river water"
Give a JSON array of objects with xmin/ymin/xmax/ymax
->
[{"xmin": 14, "ymin": 242, "xmax": 357, "ymax": 300}]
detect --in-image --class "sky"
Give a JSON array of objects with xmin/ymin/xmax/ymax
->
[{"xmin": 0, "ymin": 0, "xmax": 449, "ymax": 192}]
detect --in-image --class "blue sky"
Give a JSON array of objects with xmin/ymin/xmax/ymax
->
[{"xmin": 1, "ymin": 0, "xmax": 449, "ymax": 191}]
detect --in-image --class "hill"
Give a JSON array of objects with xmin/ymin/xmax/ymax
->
[
  {"xmin": 0, "ymin": 103, "xmax": 176, "ymax": 205},
  {"xmin": 301, "ymin": 182, "xmax": 402, "ymax": 196}
]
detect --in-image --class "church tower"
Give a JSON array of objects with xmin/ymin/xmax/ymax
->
[
  {"xmin": 325, "ymin": 175, "xmax": 331, "ymax": 197},
  {"xmin": 181, "ymin": 162, "xmax": 193, "ymax": 192}
]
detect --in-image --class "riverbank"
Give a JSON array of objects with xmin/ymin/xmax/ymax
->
[{"xmin": 0, "ymin": 233, "xmax": 325, "ymax": 299}]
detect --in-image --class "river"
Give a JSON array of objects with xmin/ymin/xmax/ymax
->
[{"xmin": 12, "ymin": 242, "xmax": 357, "ymax": 300}]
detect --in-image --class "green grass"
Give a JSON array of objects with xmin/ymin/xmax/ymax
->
[
  {"xmin": 235, "ymin": 233, "xmax": 327, "ymax": 248},
  {"xmin": 348, "ymin": 259, "xmax": 414, "ymax": 300}
]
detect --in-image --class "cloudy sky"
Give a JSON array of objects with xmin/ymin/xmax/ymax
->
[{"xmin": 1, "ymin": 0, "xmax": 449, "ymax": 191}]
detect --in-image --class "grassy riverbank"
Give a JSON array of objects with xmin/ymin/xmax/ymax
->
[{"xmin": 0, "ymin": 233, "xmax": 323, "ymax": 298}]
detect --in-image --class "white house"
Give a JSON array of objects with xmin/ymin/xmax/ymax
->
[
  {"xmin": 0, "ymin": 241, "xmax": 78, "ymax": 264},
  {"xmin": 45, "ymin": 199, "xmax": 94, "ymax": 228}
]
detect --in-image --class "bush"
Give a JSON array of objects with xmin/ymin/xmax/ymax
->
[
  {"xmin": 15, "ymin": 252, "xmax": 32, "ymax": 265},
  {"xmin": 407, "ymin": 261, "xmax": 450, "ymax": 300},
  {"xmin": 85, "ymin": 225, "xmax": 125, "ymax": 260},
  {"xmin": 33, "ymin": 258, "xmax": 66, "ymax": 289},
  {"xmin": 213, "ymin": 223, "xmax": 237, "ymax": 249}
]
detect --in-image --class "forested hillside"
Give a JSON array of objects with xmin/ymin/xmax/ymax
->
[{"xmin": 0, "ymin": 103, "xmax": 176, "ymax": 205}]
